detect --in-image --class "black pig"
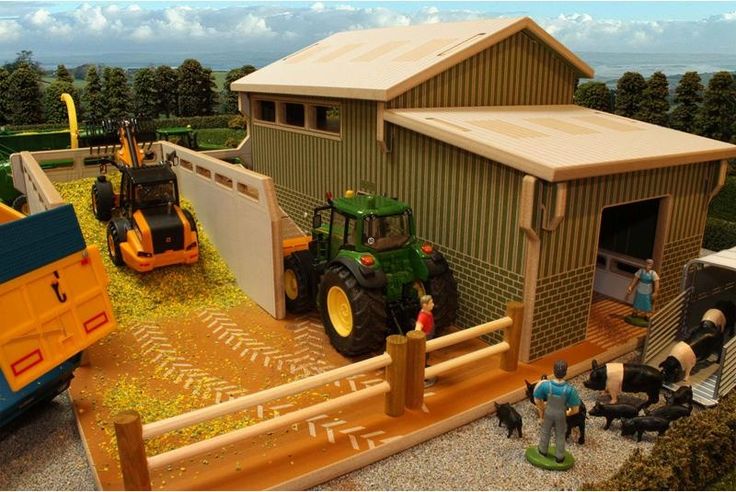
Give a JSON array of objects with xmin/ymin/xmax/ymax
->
[
  {"xmin": 645, "ymin": 404, "xmax": 692, "ymax": 422},
  {"xmin": 494, "ymin": 402, "xmax": 522, "ymax": 438},
  {"xmin": 588, "ymin": 401, "xmax": 640, "ymax": 430},
  {"xmin": 620, "ymin": 416, "xmax": 670, "ymax": 442},
  {"xmin": 583, "ymin": 360, "xmax": 662, "ymax": 407},
  {"xmin": 666, "ymin": 385, "xmax": 693, "ymax": 408}
]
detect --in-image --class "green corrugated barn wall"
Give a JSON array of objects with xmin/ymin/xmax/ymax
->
[{"xmin": 530, "ymin": 162, "xmax": 720, "ymax": 359}]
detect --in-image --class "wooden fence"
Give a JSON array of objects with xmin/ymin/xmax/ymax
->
[{"xmin": 114, "ymin": 301, "xmax": 523, "ymax": 490}]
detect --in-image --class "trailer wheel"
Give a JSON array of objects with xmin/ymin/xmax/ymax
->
[
  {"xmin": 92, "ymin": 177, "xmax": 114, "ymax": 221},
  {"xmin": 319, "ymin": 264, "xmax": 387, "ymax": 356},
  {"xmin": 429, "ymin": 269, "xmax": 459, "ymax": 333},
  {"xmin": 107, "ymin": 218, "xmax": 129, "ymax": 266},
  {"xmin": 284, "ymin": 251, "xmax": 313, "ymax": 314},
  {"xmin": 12, "ymin": 194, "xmax": 29, "ymax": 215}
]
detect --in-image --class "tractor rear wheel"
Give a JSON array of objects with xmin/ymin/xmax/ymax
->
[
  {"xmin": 319, "ymin": 264, "xmax": 387, "ymax": 356},
  {"xmin": 107, "ymin": 218, "xmax": 129, "ymax": 266},
  {"xmin": 284, "ymin": 251, "xmax": 313, "ymax": 313},
  {"xmin": 428, "ymin": 270, "xmax": 459, "ymax": 333},
  {"xmin": 92, "ymin": 177, "xmax": 114, "ymax": 221}
]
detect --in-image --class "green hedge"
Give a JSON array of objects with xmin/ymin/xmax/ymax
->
[
  {"xmin": 710, "ymin": 176, "xmax": 736, "ymax": 222},
  {"xmin": 6, "ymin": 114, "xmax": 241, "ymax": 133},
  {"xmin": 704, "ymin": 217, "xmax": 736, "ymax": 251},
  {"xmin": 585, "ymin": 391, "xmax": 736, "ymax": 490}
]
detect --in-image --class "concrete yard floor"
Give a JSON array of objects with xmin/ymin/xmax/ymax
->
[{"xmin": 2, "ymin": 297, "xmax": 646, "ymax": 490}]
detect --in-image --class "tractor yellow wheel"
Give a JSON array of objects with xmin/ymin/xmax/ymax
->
[
  {"xmin": 327, "ymin": 285, "xmax": 353, "ymax": 337},
  {"xmin": 107, "ymin": 232, "xmax": 116, "ymax": 259},
  {"xmin": 284, "ymin": 268, "xmax": 299, "ymax": 301}
]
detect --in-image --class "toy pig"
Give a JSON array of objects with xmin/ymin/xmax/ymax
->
[
  {"xmin": 645, "ymin": 404, "xmax": 691, "ymax": 422},
  {"xmin": 588, "ymin": 401, "xmax": 640, "ymax": 430},
  {"xmin": 583, "ymin": 360, "xmax": 662, "ymax": 407},
  {"xmin": 494, "ymin": 402, "xmax": 522, "ymax": 438},
  {"xmin": 620, "ymin": 416, "xmax": 670, "ymax": 442},
  {"xmin": 666, "ymin": 385, "xmax": 693, "ymax": 408},
  {"xmin": 660, "ymin": 308, "xmax": 727, "ymax": 384}
]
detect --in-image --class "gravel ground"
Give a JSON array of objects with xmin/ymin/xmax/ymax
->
[{"xmin": 1, "ymin": 352, "xmax": 685, "ymax": 491}]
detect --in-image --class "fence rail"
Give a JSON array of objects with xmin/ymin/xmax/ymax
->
[{"xmin": 114, "ymin": 301, "xmax": 523, "ymax": 490}]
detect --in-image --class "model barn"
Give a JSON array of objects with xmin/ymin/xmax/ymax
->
[{"xmin": 231, "ymin": 18, "xmax": 736, "ymax": 362}]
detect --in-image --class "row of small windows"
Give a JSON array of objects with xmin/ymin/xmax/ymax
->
[{"xmin": 255, "ymin": 99, "xmax": 341, "ymax": 136}]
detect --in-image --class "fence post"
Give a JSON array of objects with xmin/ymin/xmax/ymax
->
[
  {"xmin": 405, "ymin": 330, "xmax": 426, "ymax": 410},
  {"xmin": 502, "ymin": 301, "xmax": 524, "ymax": 372},
  {"xmin": 114, "ymin": 410, "xmax": 152, "ymax": 491},
  {"xmin": 385, "ymin": 335, "xmax": 407, "ymax": 417}
]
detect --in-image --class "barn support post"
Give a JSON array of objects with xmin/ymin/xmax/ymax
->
[
  {"xmin": 114, "ymin": 410, "xmax": 152, "ymax": 491},
  {"xmin": 502, "ymin": 301, "xmax": 524, "ymax": 372},
  {"xmin": 405, "ymin": 330, "xmax": 426, "ymax": 410},
  {"xmin": 384, "ymin": 335, "xmax": 407, "ymax": 416}
]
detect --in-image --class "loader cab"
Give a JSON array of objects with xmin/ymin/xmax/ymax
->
[{"xmin": 122, "ymin": 165, "xmax": 180, "ymax": 213}]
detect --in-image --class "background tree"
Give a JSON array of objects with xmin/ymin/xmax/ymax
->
[
  {"xmin": 133, "ymin": 68, "xmax": 159, "ymax": 120},
  {"xmin": 54, "ymin": 64, "xmax": 74, "ymax": 84},
  {"xmin": 574, "ymin": 81, "xmax": 612, "ymax": 112},
  {"xmin": 635, "ymin": 71, "xmax": 670, "ymax": 126},
  {"xmin": 222, "ymin": 65, "xmax": 256, "ymax": 113},
  {"xmin": 3, "ymin": 50, "xmax": 42, "ymax": 74},
  {"xmin": 696, "ymin": 71, "xmax": 736, "ymax": 142},
  {"xmin": 670, "ymin": 71, "xmax": 703, "ymax": 133},
  {"xmin": 177, "ymin": 59, "xmax": 216, "ymax": 116},
  {"xmin": 7, "ymin": 64, "xmax": 43, "ymax": 125},
  {"xmin": 615, "ymin": 71, "xmax": 647, "ymax": 118},
  {"xmin": 82, "ymin": 66, "xmax": 105, "ymax": 122},
  {"xmin": 43, "ymin": 66, "xmax": 79, "ymax": 124},
  {"xmin": 154, "ymin": 65, "xmax": 178, "ymax": 118},
  {"xmin": 0, "ymin": 68, "xmax": 10, "ymax": 125},
  {"xmin": 103, "ymin": 67, "xmax": 131, "ymax": 119}
]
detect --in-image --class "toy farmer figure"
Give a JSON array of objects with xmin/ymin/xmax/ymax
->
[
  {"xmin": 626, "ymin": 258, "xmax": 660, "ymax": 323},
  {"xmin": 415, "ymin": 294, "xmax": 437, "ymax": 387},
  {"xmin": 534, "ymin": 360, "xmax": 580, "ymax": 464}
]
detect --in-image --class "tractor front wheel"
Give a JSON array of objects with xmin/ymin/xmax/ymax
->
[
  {"xmin": 92, "ymin": 177, "xmax": 114, "ymax": 221},
  {"xmin": 319, "ymin": 265, "xmax": 387, "ymax": 356},
  {"xmin": 107, "ymin": 218, "xmax": 130, "ymax": 266},
  {"xmin": 284, "ymin": 251, "xmax": 313, "ymax": 314},
  {"xmin": 429, "ymin": 270, "xmax": 459, "ymax": 333}
]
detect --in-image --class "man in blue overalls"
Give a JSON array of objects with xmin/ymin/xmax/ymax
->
[{"xmin": 533, "ymin": 360, "xmax": 581, "ymax": 463}]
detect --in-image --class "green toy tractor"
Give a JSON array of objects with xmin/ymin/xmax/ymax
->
[{"xmin": 284, "ymin": 191, "xmax": 458, "ymax": 356}]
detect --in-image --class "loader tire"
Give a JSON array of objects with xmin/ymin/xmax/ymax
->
[
  {"xmin": 92, "ymin": 177, "xmax": 114, "ymax": 221},
  {"xmin": 319, "ymin": 264, "xmax": 387, "ymax": 357},
  {"xmin": 107, "ymin": 218, "xmax": 129, "ymax": 266}
]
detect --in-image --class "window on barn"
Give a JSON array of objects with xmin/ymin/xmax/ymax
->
[
  {"xmin": 314, "ymin": 105, "xmax": 341, "ymax": 134},
  {"xmin": 257, "ymin": 100, "xmax": 276, "ymax": 122},
  {"xmin": 283, "ymin": 103, "xmax": 305, "ymax": 127}
]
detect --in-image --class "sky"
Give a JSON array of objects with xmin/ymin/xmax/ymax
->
[{"xmin": 1, "ymin": 1, "xmax": 736, "ymax": 71}]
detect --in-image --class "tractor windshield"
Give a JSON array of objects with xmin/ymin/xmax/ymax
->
[
  {"xmin": 134, "ymin": 182, "xmax": 176, "ymax": 208},
  {"xmin": 363, "ymin": 212, "xmax": 411, "ymax": 251}
]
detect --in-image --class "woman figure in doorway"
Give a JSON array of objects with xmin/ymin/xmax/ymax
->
[{"xmin": 626, "ymin": 258, "xmax": 660, "ymax": 322}]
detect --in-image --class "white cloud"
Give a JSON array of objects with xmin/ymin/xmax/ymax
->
[
  {"xmin": 0, "ymin": 19, "xmax": 21, "ymax": 41},
  {"xmin": 3, "ymin": 3, "xmax": 735, "ymax": 69}
]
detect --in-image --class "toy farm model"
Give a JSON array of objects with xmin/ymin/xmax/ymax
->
[{"xmin": 4, "ymin": 15, "xmax": 736, "ymax": 492}]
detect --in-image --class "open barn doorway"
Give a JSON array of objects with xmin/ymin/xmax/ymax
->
[
  {"xmin": 586, "ymin": 197, "xmax": 671, "ymax": 349},
  {"xmin": 593, "ymin": 197, "xmax": 670, "ymax": 302}
]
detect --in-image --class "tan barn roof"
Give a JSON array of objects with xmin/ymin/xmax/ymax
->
[
  {"xmin": 384, "ymin": 105, "xmax": 736, "ymax": 182},
  {"xmin": 231, "ymin": 18, "xmax": 594, "ymax": 101}
]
